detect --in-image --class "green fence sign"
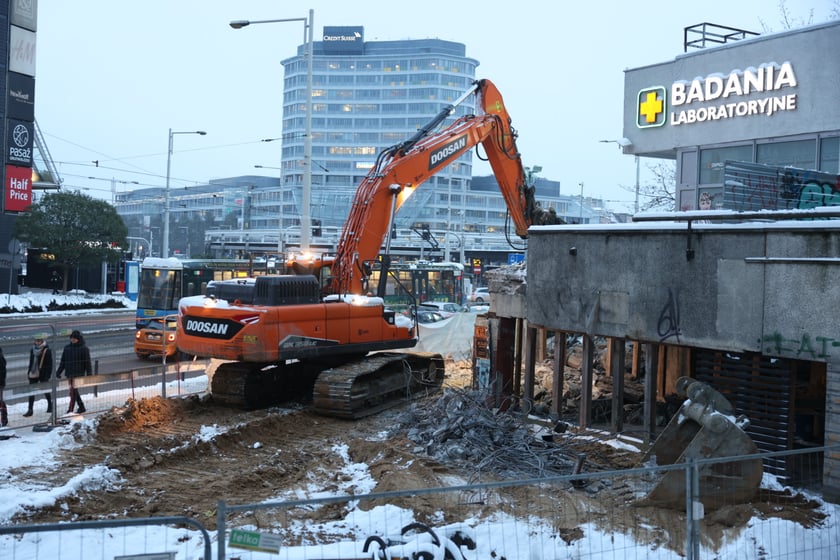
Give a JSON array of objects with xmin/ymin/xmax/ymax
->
[{"xmin": 229, "ymin": 528, "xmax": 283, "ymax": 554}]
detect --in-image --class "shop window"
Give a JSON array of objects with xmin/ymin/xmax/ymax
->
[
  {"xmin": 756, "ymin": 139, "xmax": 816, "ymax": 169},
  {"xmin": 699, "ymin": 145, "xmax": 753, "ymax": 184},
  {"xmin": 819, "ymin": 137, "xmax": 839, "ymax": 174}
]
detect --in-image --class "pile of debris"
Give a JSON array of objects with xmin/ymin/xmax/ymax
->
[{"xmin": 394, "ymin": 388, "xmax": 588, "ymax": 480}]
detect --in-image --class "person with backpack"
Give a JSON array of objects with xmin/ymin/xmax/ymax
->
[
  {"xmin": 23, "ymin": 335, "xmax": 53, "ymax": 417},
  {"xmin": 55, "ymin": 330, "xmax": 92, "ymax": 414}
]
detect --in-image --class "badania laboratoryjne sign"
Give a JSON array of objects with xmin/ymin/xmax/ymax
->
[{"xmin": 637, "ymin": 61, "xmax": 798, "ymax": 129}]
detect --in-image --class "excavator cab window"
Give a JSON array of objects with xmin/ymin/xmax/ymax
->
[{"xmin": 318, "ymin": 264, "xmax": 333, "ymax": 293}]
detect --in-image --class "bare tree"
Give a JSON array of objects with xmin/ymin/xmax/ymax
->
[
  {"xmin": 758, "ymin": 0, "xmax": 839, "ymax": 32},
  {"xmin": 635, "ymin": 161, "xmax": 677, "ymax": 212}
]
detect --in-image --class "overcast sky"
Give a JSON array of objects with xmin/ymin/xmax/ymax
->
[{"xmin": 33, "ymin": 0, "xmax": 836, "ymax": 211}]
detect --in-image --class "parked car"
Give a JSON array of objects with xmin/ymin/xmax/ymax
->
[
  {"xmin": 471, "ymin": 287, "xmax": 490, "ymax": 303},
  {"xmin": 416, "ymin": 309, "xmax": 447, "ymax": 324},
  {"xmin": 134, "ymin": 316, "xmax": 180, "ymax": 359},
  {"xmin": 419, "ymin": 301, "xmax": 465, "ymax": 317}
]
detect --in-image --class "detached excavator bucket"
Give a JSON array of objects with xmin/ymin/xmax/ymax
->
[{"xmin": 638, "ymin": 377, "xmax": 763, "ymax": 509}]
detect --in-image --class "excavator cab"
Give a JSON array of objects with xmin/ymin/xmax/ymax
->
[{"xmin": 638, "ymin": 376, "xmax": 763, "ymax": 509}]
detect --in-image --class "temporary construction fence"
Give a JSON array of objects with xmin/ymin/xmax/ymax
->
[
  {"xmin": 213, "ymin": 445, "xmax": 839, "ymax": 560},
  {"xmin": 0, "ymin": 314, "xmax": 210, "ymax": 431},
  {"xmin": 0, "ymin": 516, "xmax": 212, "ymax": 560},
  {"xmin": 1, "ymin": 444, "xmax": 837, "ymax": 560},
  {"xmin": 0, "ymin": 359, "xmax": 210, "ymax": 431}
]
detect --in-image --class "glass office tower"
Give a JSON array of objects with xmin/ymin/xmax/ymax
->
[{"xmin": 276, "ymin": 29, "xmax": 480, "ymax": 238}]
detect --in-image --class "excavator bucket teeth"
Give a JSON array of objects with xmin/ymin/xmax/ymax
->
[{"xmin": 639, "ymin": 377, "xmax": 763, "ymax": 510}]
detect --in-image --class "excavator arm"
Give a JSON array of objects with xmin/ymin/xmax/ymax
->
[{"xmin": 332, "ymin": 78, "xmax": 561, "ymax": 295}]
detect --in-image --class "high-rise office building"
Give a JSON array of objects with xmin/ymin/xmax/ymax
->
[{"xmin": 273, "ymin": 28, "xmax": 479, "ymax": 238}]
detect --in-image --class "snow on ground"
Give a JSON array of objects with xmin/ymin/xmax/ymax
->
[
  {"xmin": 0, "ymin": 288, "xmax": 136, "ymax": 315},
  {"xmin": 1, "ymin": 291, "xmax": 839, "ymax": 558},
  {"xmin": 1, "ymin": 388, "xmax": 838, "ymax": 559}
]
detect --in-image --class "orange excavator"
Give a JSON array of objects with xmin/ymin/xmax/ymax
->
[{"xmin": 176, "ymin": 79, "xmax": 561, "ymax": 417}]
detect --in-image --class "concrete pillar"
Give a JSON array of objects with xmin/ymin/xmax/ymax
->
[
  {"xmin": 513, "ymin": 318, "xmax": 523, "ymax": 394},
  {"xmin": 610, "ymin": 338, "xmax": 626, "ymax": 434},
  {"xmin": 523, "ymin": 324, "xmax": 537, "ymax": 414},
  {"xmin": 643, "ymin": 343, "xmax": 660, "ymax": 445},
  {"xmin": 579, "ymin": 334, "xmax": 594, "ymax": 429}
]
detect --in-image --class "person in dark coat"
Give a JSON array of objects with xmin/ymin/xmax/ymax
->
[
  {"xmin": 23, "ymin": 335, "xmax": 54, "ymax": 417},
  {"xmin": 55, "ymin": 330, "xmax": 92, "ymax": 414},
  {"xmin": 0, "ymin": 346, "xmax": 7, "ymax": 426},
  {"xmin": 49, "ymin": 270, "xmax": 62, "ymax": 295}
]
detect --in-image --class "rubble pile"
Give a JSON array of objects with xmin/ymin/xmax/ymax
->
[{"xmin": 394, "ymin": 388, "xmax": 582, "ymax": 480}]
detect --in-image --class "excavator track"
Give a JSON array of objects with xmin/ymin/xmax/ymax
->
[
  {"xmin": 210, "ymin": 360, "xmax": 323, "ymax": 409},
  {"xmin": 312, "ymin": 352, "xmax": 445, "ymax": 419},
  {"xmin": 210, "ymin": 352, "xmax": 445, "ymax": 418}
]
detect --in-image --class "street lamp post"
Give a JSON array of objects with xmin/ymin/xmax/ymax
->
[
  {"xmin": 231, "ymin": 9, "xmax": 314, "ymax": 251},
  {"xmin": 255, "ymin": 165, "xmax": 286, "ymax": 254},
  {"xmin": 164, "ymin": 129, "xmax": 206, "ymax": 258},
  {"xmin": 579, "ymin": 182, "xmax": 584, "ymax": 223},
  {"xmin": 177, "ymin": 227, "xmax": 190, "ymax": 258}
]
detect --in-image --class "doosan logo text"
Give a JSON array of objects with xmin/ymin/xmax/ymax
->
[
  {"xmin": 186, "ymin": 319, "xmax": 228, "ymax": 335},
  {"xmin": 429, "ymin": 135, "xmax": 467, "ymax": 169}
]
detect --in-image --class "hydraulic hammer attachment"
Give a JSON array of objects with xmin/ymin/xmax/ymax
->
[{"xmin": 638, "ymin": 376, "xmax": 763, "ymax": 509}]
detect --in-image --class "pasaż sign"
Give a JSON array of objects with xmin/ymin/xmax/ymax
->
[
  {"xmin": 6, "ymin": 119, "xmax": 33, "ymax": 167},
  {"xmin": 229, "ymin": 528, "xmax": 283, "ymax": 553},
  {"xmin": 5, "ymin": 164, "xmax": 32, "ymax": 212}
]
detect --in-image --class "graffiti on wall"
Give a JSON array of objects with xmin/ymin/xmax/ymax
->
[
  {"xmin": 723, "ymin": 160, "xmax": 840, "ymax": 212},
  {"xmin": 759, "ymin": 331, "xmax": 840, "ymax": 360},
  {"xmin": 657, "ymin": 287, "xmax": 681, "ymax": 343}
]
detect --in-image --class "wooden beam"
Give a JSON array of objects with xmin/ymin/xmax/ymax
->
[{"xmin": 551, "ymin": 331, "xmax": 566, "ymax": 419}]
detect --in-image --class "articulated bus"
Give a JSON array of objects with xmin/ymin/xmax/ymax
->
[
  {"xmin": 369, "ymin": 260, "xmax": 466, "ymax": 310},
  {"xmin": 134, "ymin": 257, "xmax": 261, "ymax": 358}
]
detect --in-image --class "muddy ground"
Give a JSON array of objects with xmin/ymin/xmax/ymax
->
[{"xmin": 7, "ymin": 358, "xmax": 827, "ymax": 556}]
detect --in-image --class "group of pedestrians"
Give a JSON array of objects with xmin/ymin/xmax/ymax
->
[{"xmin": 0, "ymin": 329, "xmax": 93, "ymax": 424}]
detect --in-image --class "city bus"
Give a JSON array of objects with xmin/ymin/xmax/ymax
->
[
  {"xmin": 134, "ymin": 257, "xmax": 261, "ymax": 358},
  {"xmin": 369, "ymin": 260, "xmax": 466, "ymax": 310}
]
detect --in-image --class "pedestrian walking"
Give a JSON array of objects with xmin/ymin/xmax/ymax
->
[
  {"xmin": 0, "ymin": 346, "xmax": 7, "ymax": 426},
  {"xmin": 23, "ymin": 335, "xmax": 53, "ymax": 417},
  {"xmin": 49, "ymin": 270, "xmax": 62, "ymax": 295},
  {"xmin": 55, "ymin": 330, "xmax": 92, "ymax": 414}
]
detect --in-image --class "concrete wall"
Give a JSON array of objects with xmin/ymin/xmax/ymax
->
[
  {"xmin": 526, "ymin": 220, "xmax": 840, "ymax": 500},
  {"xmin": 526, "ymin": 222, "xmax": 840, "ymax": 363}
]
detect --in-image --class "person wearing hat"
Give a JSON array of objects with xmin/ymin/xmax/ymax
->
[
  {"xmin": 23, "ymin": 335, "xmax": 53, "ymax": 417},
  {"xmin": 55, "ymin": 330, "xmax": 92, "ymax": 414}
]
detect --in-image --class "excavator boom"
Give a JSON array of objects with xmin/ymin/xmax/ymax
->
[{"xmin": 332, "ymin": 78, "xmax": 560, "ymax": 295}]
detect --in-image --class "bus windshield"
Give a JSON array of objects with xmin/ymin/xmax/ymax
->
[
  {"xmin": 137, "ymin": 268, "xmax": 181, "ymax": 313},
  {"xmin": 135, "ymin": 257, "xmax": 257, "ymax": 329}
]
